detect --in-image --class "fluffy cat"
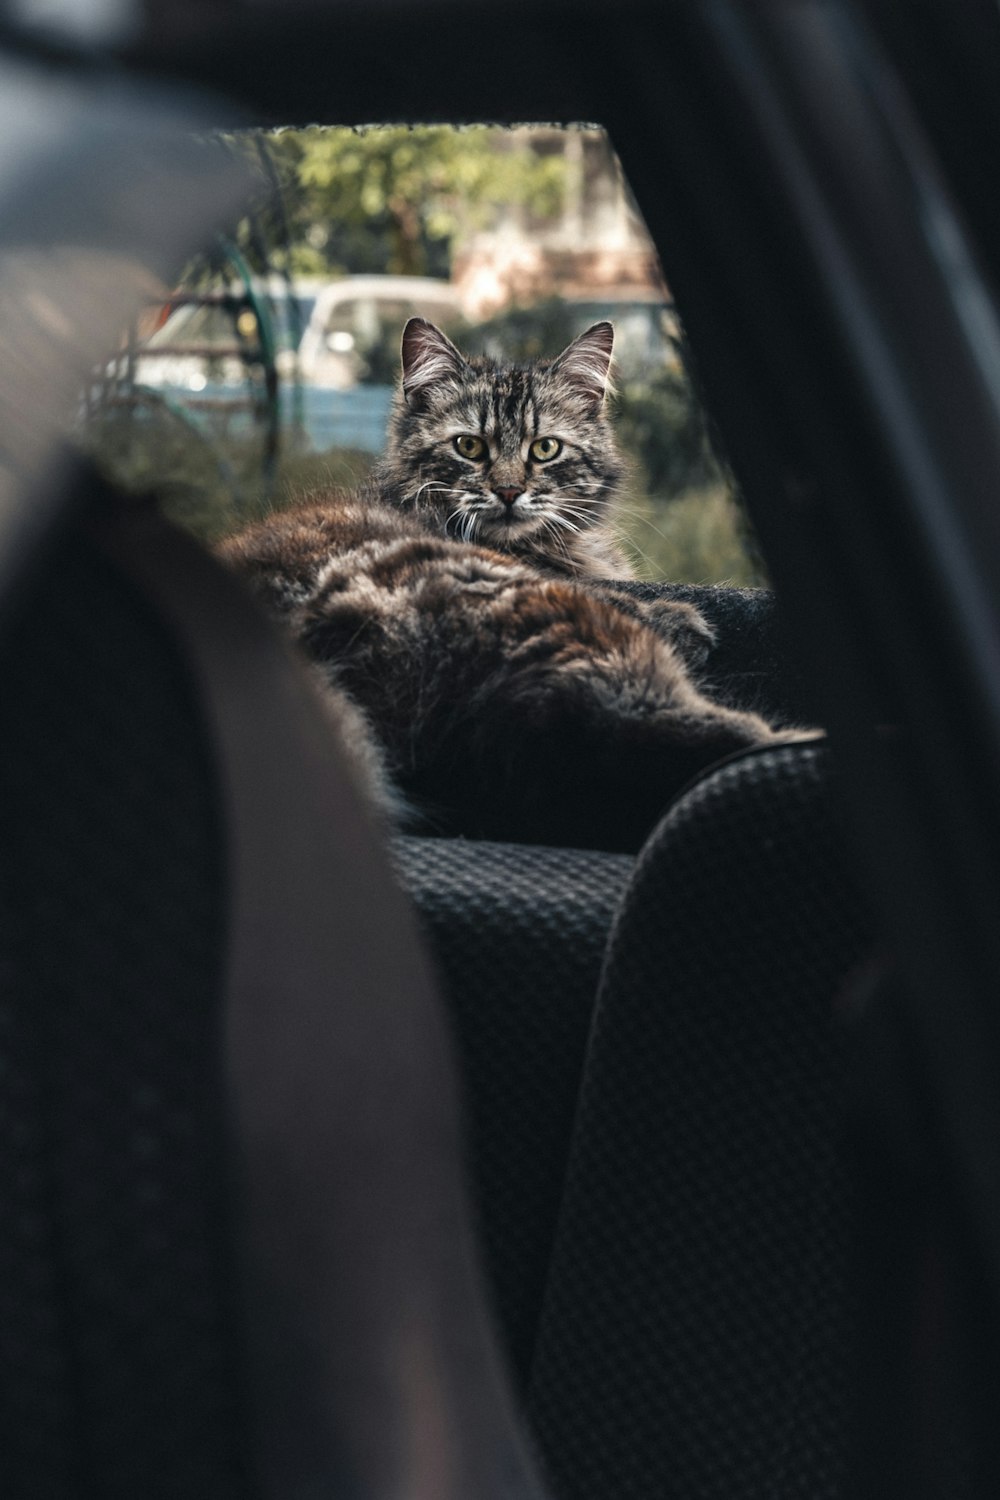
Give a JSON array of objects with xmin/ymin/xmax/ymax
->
[
  {"xmin": 380, "ymin": 319, "xmax": 719, "ymax": 659},
  {"xmin": 218, "ymin": 320, "xmax": 790, "ymax": 851},
  {"xmin": 379, "ymin": 317, "xmax": 634, "ymax": 580}
]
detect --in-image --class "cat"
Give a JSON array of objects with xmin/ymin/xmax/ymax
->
[
  {"xmin": 217, "ymin": 319, "xmax": 792, "ymax": 852},
  {"xmin": 381, "ymin": 317, "xmax": 633, "ymax": 580},
  {"xmin": 381, "ymin": 317, "xmax": 717, "ymax": 659}
]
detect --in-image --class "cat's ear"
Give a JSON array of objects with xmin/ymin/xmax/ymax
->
[
  {"xmin": 400, "ymin": 318, "xmax": 467, "ymax": 406},
  {"xmin": 551, "ymin": 321, "xmax": 615, "ymax": 407}
]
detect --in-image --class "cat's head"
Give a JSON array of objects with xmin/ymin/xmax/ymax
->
[{"xmin": 383, "ymin": 318, "xmax": 624, "ymax": 554}]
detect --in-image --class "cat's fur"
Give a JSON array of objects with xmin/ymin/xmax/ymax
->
[{"xmin": 218, "ymin": 320, "xmax": 790, "ymax": 852}]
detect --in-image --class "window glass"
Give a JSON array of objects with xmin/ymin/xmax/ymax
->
[{"xmin": 82, "ymin": 125, "xmax": 764, "ymax": 586}]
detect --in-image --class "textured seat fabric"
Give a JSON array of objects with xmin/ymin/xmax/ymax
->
[
  {"xmin": 389, "ymin": 591, "xmax": 818, "ymax": 1398},
  {"xmin": 393, "ymin": 835, "xmax": 634, "ymax": 1389},
  {"xmin": 0, "ymin": 475, "xmax": 863, "ymax": 1499},
  {"xmin": 0, "ymin": 500, "xmax": 551, "ymax": 1500},
  {"xmin": 527, "ymin": 742, "xmax": 878, "ymax": 1500},
  {"xmin": 0, "ymin": 528, "xmax": 249, "ymax": 1497}
]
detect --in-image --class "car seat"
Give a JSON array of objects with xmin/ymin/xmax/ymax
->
[
  {"xmin": 523, "ymin": 741, "xmax": 878, "ymax": 1500},
  {"xmin": 0, "ymin": 463, "xmax": 546, "ymax": 1500},
  {"xmin": 0, "ymin": 451, "xmax": 885, "ymax": 1500},
  {"xmin": 391, "ymin": 833, "xmax": 634, "ymax": 1391},
  {"xmin": 389, "ymin": 690, "xmax": 883, "ymax": 1499},
  {"xmin": 388, "ymin": 580, "xmax": 821, "ymax": 1401}
]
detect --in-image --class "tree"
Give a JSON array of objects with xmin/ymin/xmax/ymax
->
[{"xmin": 261, "ymin": 125, "xmax": 567, "ymax": 277}]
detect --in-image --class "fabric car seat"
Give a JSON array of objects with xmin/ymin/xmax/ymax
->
[
  {"xmin": 0, "ymin": 456, "xmax": 880, "ymax": 1500},
  {"xmin": 524, "ymin": 740, "xmax": 878, "ymax": 1500},
  {"xmin": 389, "ymin": 581, "xmax": 829, "ymax": 1405},
  {"xmin": 388, "ymin": 576, "xmax": 814, "ymax": 1397},
  {"xmin": 391, "ymin": 835, "xmax": 634, "ymax": 1391},
  {"xmin": 389, "ymin": 617, "xmax": 878, "ymax": 1500},
  {"xmin": 0, "ymin": 467, "xmax": 545, "ymax": 1500}
]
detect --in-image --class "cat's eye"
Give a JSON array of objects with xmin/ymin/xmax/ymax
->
[
  {"xmin": 530, "ymin": 437, "xmax": 562, "ymax": 462},
  {"xmin": 454, "ymin": 434, "xmax": 486, "ymax": 460}
]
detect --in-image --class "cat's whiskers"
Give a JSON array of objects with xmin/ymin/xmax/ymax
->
[
  {"xmin": 541, "ymin": 510, "xmax": 582, "ymax": 536},
  {"xmin": 413, "ymin": 481, "xmax": 468, "ymax": 501},
  {"xmin": 613, "ymin": 529, "xmax": 663, "ymax": 576},
  {"xmin": 541, "ymin": 492, "xmax": 597, "ymax": 512},
  {"xmin": 533, "ymin": 497, "xmax": 669, "ymax": 577},
  {"xmin": 548, "ymin": 505, "xmax": 598, "ymax": 532},
  {"xmin": 537, "ymin": 517, "xmax": 566, "ymax": 556},
  {"xmin": 540, "ymin": 486, "xmax": 607, "ymax": 520},
  {"xmin": 413, "ymin": 481, "xmax": 444, "ymax": 501},
  {"xmin": 571, "ymin": 500, "xmax": 668, "ymax": 568}
]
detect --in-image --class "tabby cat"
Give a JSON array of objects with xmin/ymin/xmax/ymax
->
[
  {"xmin": 218, "ymin": 318, "xmax": 789, "ymax": 852},
  {"xmin": 382, "ymin": 316, "xmax": 633, "ymax": 579}
]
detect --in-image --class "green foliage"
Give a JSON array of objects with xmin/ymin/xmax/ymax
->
[
  {"xmin": 258, "ymin": 127, "xmax": 567, "ymax": 278},
  {"xmin": 613, "ymin": 366, "xmax": 725, "ymax": 498},
  {"xmin": 609, "ymin": 367, "xmax": 768, "ymax": 587}
]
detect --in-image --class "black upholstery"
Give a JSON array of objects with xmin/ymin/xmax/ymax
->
[
  {"xmin": 0, "ymin": 528, "xmax": 249, "ymax": 1496},
  {"xmin": 0, "ymin": 503, "xmax": 549, "ymax": 1500},
  {"xmin": 527, "ymin": 742, "xmax": 877, "ymax": 1500},
  {"xmin": 393, "ymin": 834, "xmax": 633, "ymax": 1389},
  {"xmin": 0, "ymin": 482, "xmax": 872, "ymax": 1500},
  {"xmin": 390, "ymin": 596, "xmax": 825, "ymax": 1407}
]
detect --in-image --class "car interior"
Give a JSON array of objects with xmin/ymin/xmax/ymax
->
[{"xmin": 2, "ymin": 1, "xmax": 1000, "ymax": 1496}]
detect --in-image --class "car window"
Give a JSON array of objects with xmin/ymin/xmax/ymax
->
[{"xmin": 82, "ymin": 124, "xmax": 765, "ymax": 586}]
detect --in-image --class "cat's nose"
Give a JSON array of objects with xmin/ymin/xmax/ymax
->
[{"xmin": 494, "ymin": 487, "xmax": 521, "ymax": 507}]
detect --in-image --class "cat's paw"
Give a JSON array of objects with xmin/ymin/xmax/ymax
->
[{"xmin": 643, "ymin": 598, "xmax": 717, "ymax": 669}]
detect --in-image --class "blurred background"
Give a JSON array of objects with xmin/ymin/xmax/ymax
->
[{"xmin": 82, "ymin": 124, "xmax": 766, "ymax": 585}]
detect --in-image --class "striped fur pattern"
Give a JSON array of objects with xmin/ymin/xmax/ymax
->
[
  {"xmin": 219, "ymin": 485, "xmax": 790, "ymax": 852},
  {"xmin": 378, "ymin": 318, "xmax": 633, "ymax": 579}
]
